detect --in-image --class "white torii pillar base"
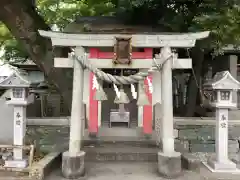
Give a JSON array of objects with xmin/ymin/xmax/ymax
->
[
  {"xmin": 203, "ymin": 108, "xmax": 240, "ymax": 173},
  {"xmin": 157, "ymin": 47, "xmax": 182, "ymax": 178}
]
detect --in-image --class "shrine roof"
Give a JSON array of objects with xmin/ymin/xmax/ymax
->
[
  {"xmin": 0, "ymin": 67, "xmax": 44, "ymax": 88},
  {"xmin": 75, "ymin": 16, "xmax": 123, "ymax": 25},
  {"xmin": 64, "ymin": 16, "xmax": 163, "ymax": 33},
  {"xmin": 204, "ymin": 71, "xmax": 240, "ymax": 90}
]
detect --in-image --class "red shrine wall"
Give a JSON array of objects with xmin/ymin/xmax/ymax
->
[{"xmin": 88, "ymin": 48, "xmax": 153, "ymax": 135}]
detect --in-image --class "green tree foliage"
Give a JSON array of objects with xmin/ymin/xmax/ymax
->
[
  {"xmin": 0, "ymin": 0, "xmax": 116, "ymax": 61},
  {"xmin": 37, "ymin": 0, "xmax": 116, "ymax": 29},
  {"xmin": 117, "ymin": 0, "xmax": 240, "ymax": 52},
  {"xmin": 0, "ymin": 23, "xmax": 29, "ymax": 61},
  {"xmin": 194, "ymin": 2, "xmax": 240, "ymax": 53},
  {"xmin": 1, "ymin": 0, "xmax": 240, "ymax": 60}
]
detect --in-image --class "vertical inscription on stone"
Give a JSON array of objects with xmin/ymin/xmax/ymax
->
[
  {"xmin": 15, "ymin": 112, "xmax": 21, "ymax": 126},
  {"xmin": 154, "ymin": 103, "xmax": 162, "ymax": 146},
  {"xmin": 220, "ymin": 114, "xmax": 227, "ymax": 129}
]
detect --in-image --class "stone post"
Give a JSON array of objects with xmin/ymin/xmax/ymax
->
[
  {"xmin": 137, "ymin": 69, "xmax": 147, "ymax": 127},
  {"xmin": 152, "ymin": 63, "xmax": 162, "ymax": 146},
  {"xmin": 5, "ymin": 88, "xmax": 34, "ymax": 168},
  {"xmin": 216, "ymin": 108, "xmax": 229, "ymax": 163},
  {"xmin": 62, "ymin": 47, "xmax": 86, "ymax": 178},
  {"xmin": 205, "ymin": 107, "xmax": 239, "ymax": 172},
  {"xmin": 13, "ymin": 105, "xmax": 27, "ymax": 160},
  {"xmin": 157, "ymin": 47, "xmax": 182, "ymax": 178}
]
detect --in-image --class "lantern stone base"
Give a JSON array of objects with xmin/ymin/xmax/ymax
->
[
  {"xmin": 203, "ymin": 158, "xmax": 240, "ymax": 173},
  {"xmin": 157, "ymin": 151, "xmax": 182, "ymax": 178},
  {"xmin": 62, "ymin": 151, "xmax": 86, "ymax": 179}
]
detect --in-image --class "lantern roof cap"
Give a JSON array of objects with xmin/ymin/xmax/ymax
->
[
  {"xmin": 0, "ymin": 65, "xmax": 44, "ymax": 88},
  {"xmin": 204, "ymin": 71, "xmax": 240, "ymax": 90}
]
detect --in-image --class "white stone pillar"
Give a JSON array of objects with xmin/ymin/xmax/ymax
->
[
  {"xmin": 62, "ymin": 47, "xmax": 86, "ymax": 178},
  {"xmin": 215, "ymin": 108, "xmax": 229, "ymax": 163},
  {"xmin": 152, "ymin": 70, "xmax": 162, "ymax": 144},
  {"xmin": 160, "ymin": 47, "xmax": 174, "ymax": 154},
  {"xmin": 137, "ymin": 69, "xmax": 146, "ymax": 127},
  {"xmin": 157, "ymin": 47, "xmax": 181, "ymax": 178},
  {"xmin": 83, "ymin": 69, "xmax": 90, "ymax": 121},
  {"xmin": 204, "ymin": 107, "xmax": 238, "ymax": 172},
  {"xmin": 152, "ymin": 71, "xmax": 162, "ymax": 105},
  {"xmin": 13, "ymin": 105, "xmax": 26, "ymax": 160},
  {"xmin": 69, "ymin": 48, "xmax": 84, "ymax": 155}
]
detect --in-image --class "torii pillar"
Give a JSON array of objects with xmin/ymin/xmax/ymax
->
[
  {"xmin": 62, "ymin": 47, "xmax": 86, "ymax": 178},
  {"xmin": 157, "ymin": 47, "xmax": 181, "ymax": 178},
  {"xmin": 156, "ymin": 45, "xmax": 209, "ymax": 178}
]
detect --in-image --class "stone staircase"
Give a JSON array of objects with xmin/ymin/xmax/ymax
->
[{"xmin": 83, "ymin": 140, "xmax": 158, "ymax": 162}]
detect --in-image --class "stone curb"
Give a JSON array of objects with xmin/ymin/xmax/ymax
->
[
  {"xmin": 29, "ymin": 152, "xmax": 61, "ymax": 180},
  {"xmin": 181, "ymin": 154, "xmax": 203, "ymax": 171}
]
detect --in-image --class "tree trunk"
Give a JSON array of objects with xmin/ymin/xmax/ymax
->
[
  {"xmin": 184, "ymin": 46, "xmax": 204, "ymax": 117},
  {"xmin": 0, "ymin": 0, "xmax": 72, "ymax": 110}
]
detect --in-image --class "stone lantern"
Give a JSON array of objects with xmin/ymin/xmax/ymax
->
[
  {"xmin": 0, "ymin": 70, "xmax": 44, "ymax": 168},
  {"xmin": 204, "ymin": 71, "xmax": 240, "ymax": 108},
  {"xmin": 203, "ymin": 71, "xmax": 240, "ymax": 173}
]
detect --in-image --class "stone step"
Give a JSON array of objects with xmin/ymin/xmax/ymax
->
[
  {"xmin": 83, "ymin": 145, "xmax": 158, "ymax": 162},
  {"xmin": 84, "ymin": 139, "xmax": 157, "ymax": 148}
]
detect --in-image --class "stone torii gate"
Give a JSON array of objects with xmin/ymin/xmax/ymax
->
[{"xmin": 39, "ymin": 30, "xmax": 209, "ymax": 178}]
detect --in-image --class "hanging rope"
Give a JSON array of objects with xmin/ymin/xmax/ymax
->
[{"xmin": 70, "ymin": 52, "xmax": 172, "ymax": 85}]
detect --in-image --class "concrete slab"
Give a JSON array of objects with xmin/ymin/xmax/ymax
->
[
  {"xmin": 45, "ymin": 162, "xmax": 240, "ymax": 180},
  {"xmin": 45, "ymin": 162, "xmax": 201, "ymax": 180},
  {"xmin": 1, "ymin": 161, "xmax": 240, "ymax": 180}
]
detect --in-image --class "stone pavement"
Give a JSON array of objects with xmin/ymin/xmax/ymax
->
[
  {"xmin": 0, "ymin": 162, "xmax": 240, "ymax": 179},
  {"xmin": 45, "ymin": 162, "xmax": 240, "ymax": 180}
]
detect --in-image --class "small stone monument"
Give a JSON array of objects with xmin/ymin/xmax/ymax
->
[
  {"xmin": 203, "ymin": 71, "xmax": 240, "ymax": 173},
  {"xmin": 0, "ymin": 70, "xmax": 43, "ymax": 168}
]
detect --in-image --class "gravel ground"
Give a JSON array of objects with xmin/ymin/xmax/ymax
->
[{"xmin": 45, "ymin": 162, "xmax": 240, "ymax": 180}]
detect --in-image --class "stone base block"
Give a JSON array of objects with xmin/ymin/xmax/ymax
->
[
  {"xmin": 157, "ymin": 151, "xmax": 182, "ymax": 178},
  {"xmin": 89, "ymin": 132, "xmax": 97, "ymax": 138},
  {"xmin": 204, "ymin": 158, "xmax": 240, "ymax": 173},
  {"xmin": 181, "ymin": 153, "xmax": 205, "ymax": 171},
  {"xmin": 62, "ymin": 151, "xmax": 86, "ymax": 179}
]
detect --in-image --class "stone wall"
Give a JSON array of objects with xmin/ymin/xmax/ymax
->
[
  {"xmin": 175, "ymin": 124, "xmax": 240, "ymax": 153},
  {"xmin": 26, "ymin": 124, "xmax": 240, "ymax": 153},
  {"xmin": 26, "ymin": 126, "xmax": 69, "ymax": 152},
  {"xmin": 26, "ymin": 93, "xmax": 70, "ymax": 118}
]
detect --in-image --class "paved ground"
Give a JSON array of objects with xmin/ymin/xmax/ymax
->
[
  {"xmin": 45, "ymin": 162, "xmax": 240, "ymax": 180},
  {"xmin": 0, "ymin": 162, "xmax": 240, "ymax": 179}
]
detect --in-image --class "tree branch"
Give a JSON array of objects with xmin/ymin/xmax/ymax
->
[{"xmin": 0, "ymin": 0, "xmax": 72, "ymax": 109}]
